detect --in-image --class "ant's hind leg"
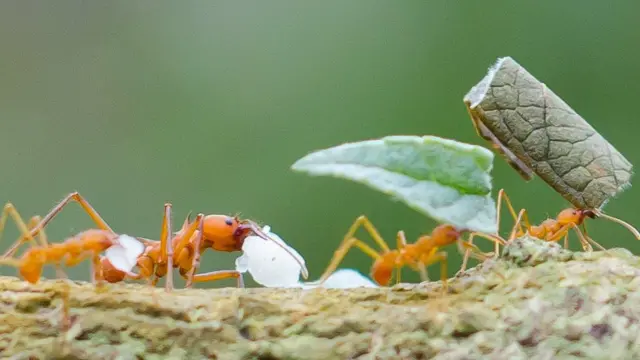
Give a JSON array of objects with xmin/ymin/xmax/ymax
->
[
  {"xmin": 38, "ymin": 192, "xmax": 115, "ymax": 233},
  {"xmin": 509, "ymin": 209, "xmax": 533, "ymax": 242},
  {"xmin": 0, "ymin": 203, "xmax": 42, "ymax": 257},
  {"xmin": 316, "ymin": 215, "xmax": 389, "ymax": 284},
  {"xmin": 317, "ymin": 237, "xmax": 382, "ymax": 285},
  {"xmin": 6, "ymin": 192, "xmax": 116, "ymax": 258},
  {"xmin": 344, "ymin": 215, "xmax": 391, "ymax": 253},
  {"xmin": 496, "ymin": 189, "xmax": 523, "ymax": 247}
]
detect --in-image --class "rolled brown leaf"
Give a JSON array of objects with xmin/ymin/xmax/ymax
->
[{"xmin": 464, "ymin": 56, "xmax": 632, "ymax": 210}]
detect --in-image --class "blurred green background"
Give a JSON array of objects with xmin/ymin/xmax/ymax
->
[{"xmin": 1, "ymin": 2, "xmax": 639, "ymax": 288}]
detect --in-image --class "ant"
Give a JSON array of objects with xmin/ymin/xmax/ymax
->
[
  {"xmin": 312, "ymin": 215, "xmax": 505, "ymax": 292},
  {"xmin": 0, "ymin": 201, "xmax": 120, "ymax": 284},
  {"xmin": 0, "ymin": 202, "xmax": 127, "ymax": 331},
  {"xmin": 458, "ymin": 189, "xmax": 640, "ymax": 273},
  {"xmin": 8, "ymin": 192, "xmax": 308, "ymax": 291}
]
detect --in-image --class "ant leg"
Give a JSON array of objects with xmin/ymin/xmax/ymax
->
[
  {"xmin": 189, "ymin": 270, "xmax": 244, "ymax": 288},
  {"xmin": 456, "ymin": 188, "xmax": 517, "ymax": 270},
  {"xmin": 316, "ymin": 215, "xmax": 390, "ymax": 283},
  {"xmin": 0, "ymin": 257, "xmax": 22, "ymax": 267},
  {"xmin": 5, "ymin": 192, "xmax": 116, "ymax": 258},
  {"xmin": 172, "ymin": 214, "xmax": 203, "ymax": 259},
  {"xmin": 457, "ymin": 231, "xmax": 503, "ymax": 276},
  {"xmin": 420, "ymin": 249, "xmax": 448, "ymax": 294},
  {"xmin": 510, "ymin": 209, "xmax": 534, "ymax": 242},
  {"xmin": 317, "ymin": 237, "xmax": 382, "ymax": 284},
  {"xmin": 580, "ymin": 222, "xmax": 607, "ymax": 251},
  {"xmin": 495, "ymin": 189, "xmax": 520, "ymax": 250},
  {"xmin": 32, "ymin": 192, "xmax": 114, "ymax": 234},
  {"xmin": 457, "ymin": 233, "xmax": 476, "ymax": 275},
  {"xmin": 548, "ymin": 223, "xmax": 594, "ymax": 252},
  {"xmin": 0, "ymin": 203, "xmax": 42, "ymax": 257},
  {"xmin": 185, "ymin": 215, "xmax": 205, "ymax": 289},
  {"xmin": 345, "ymin": 215, "xmax": 391, "ymax": 252},
  {"xmin": 158, "ymin": 203, "xmax": 173, "ymax": 292},
  {"xmin": 394, "ymin": 231, "xmax": 410, "ymax": 284}
]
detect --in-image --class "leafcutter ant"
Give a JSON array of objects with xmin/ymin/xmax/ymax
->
[
  {"xmin": 8, "ymin": 192, "xmax": 308, "ymax": 291},
  {"xmin": 458, "ymin": 189, "xmax": 640, "ymax": 273},
  {"xmin": 312, "ymin": 215, "xmax": 504, "ymax": 292}
]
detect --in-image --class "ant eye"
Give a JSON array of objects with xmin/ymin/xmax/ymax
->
[{"xmin": 225, "ymin": 217, "xmax": 234, "ymax": 226}]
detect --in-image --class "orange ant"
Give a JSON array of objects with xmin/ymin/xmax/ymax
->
[
  {"xmin": 0, "ymin": 201, "xmax": 118, "ymax": 284},
  {"xmin": 8, "ymin": 192, "xmax": 308, "ymax": 291},
  {"xmin": 0, "ymin": 201, "xmax": 125, "ymax": 331},
  {"xmin": 458, "ymin": 189, "xmax": 640, "ymax": 273},
  {"xmin": 313, "ymin": 215, "xmax": 504, "ymax": 291}
]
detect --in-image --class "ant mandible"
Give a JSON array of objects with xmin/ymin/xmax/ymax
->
[
  {"xmin": 458, "ymin": 188, "xmax": 640, "ymax": 273},
  {"xmin": 313, "ymin": 215, "xmax": 504, "ymax": 292},
  {"xmin": 8, "ymin": 192, "xmax": 308, "ymax": 291}
]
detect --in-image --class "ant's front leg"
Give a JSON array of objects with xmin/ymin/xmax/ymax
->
[
  {"xmin": 185, "ymin": 214, "xmax": 205, "ymax": 289},
  {"xmin": 157, "ymin": 203, "xmax": 173, "ymax": 292},
  {"xmin": 187, "ymin": 270, "xmax": 245, "ymax": 288}
]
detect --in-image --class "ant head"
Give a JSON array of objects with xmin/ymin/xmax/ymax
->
[
  {"xmin": 201, "ymin": 215, "xmax": 242, "ymax": 251},
  {"xmin": 557, "ymin": 208, "xmax": 586, "ymax": 226},
  {"xmin": 432, "ymin": 224, "xmax": 461, "ymax": 246}
]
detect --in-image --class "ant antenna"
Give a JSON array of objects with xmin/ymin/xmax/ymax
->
[
  {"xmin": 243, "ymin": 220, "xmax": 310, "ymax": 279},
  {"xmin": 592, "ymin": 209, "xmax": 640, "ymax": 240}
]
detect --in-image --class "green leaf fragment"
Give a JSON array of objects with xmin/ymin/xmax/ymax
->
[{"xmin": 291, "ymin": 135, "xmax": 498, "ymax": 234}]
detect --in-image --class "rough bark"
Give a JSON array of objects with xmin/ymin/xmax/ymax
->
[{"xmin": 1, "ymin": 236, "xmax": 640, "ymax": 360}]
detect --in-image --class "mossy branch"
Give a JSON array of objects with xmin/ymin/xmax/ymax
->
[{"xmin": 1, "ymin": 237, "xmax": 640, "ymax": 360}]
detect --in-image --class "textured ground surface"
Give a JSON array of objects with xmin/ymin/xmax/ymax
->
[{"xmin": 1, "ymin": 236, "xmax": 640, "ymax": 360}]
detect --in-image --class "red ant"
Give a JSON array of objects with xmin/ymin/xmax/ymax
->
[
  {"xmin": 8, "ymin": 192, "xmax": 308, "ymax": 291},
  {"xmin": 458, "ymin": 189, "xmax": 640, "ymax": 273},
  {"xmin": 313, "ymin": 215, "xmax": 504, "ymax": 291}
]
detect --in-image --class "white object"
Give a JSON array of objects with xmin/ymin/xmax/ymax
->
[
  {"xmin": 301, "ymin": 268, "xmax": 378, "ymax": 289},
  {"xmin": 235, "ymin": 226, "xmax": 307, "ymax": 287},
  {"xmin": 104, "ymin": 234, "xmax": 145, "ymax": 273}
]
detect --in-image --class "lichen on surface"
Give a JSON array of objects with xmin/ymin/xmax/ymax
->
[{"xmin": 1, "ymin": 236, "xmax": 639, "ymax": 359}]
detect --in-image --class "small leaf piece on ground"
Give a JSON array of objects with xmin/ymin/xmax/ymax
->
[{"xmin": 291, "ymin": 135, "xmax": 498, "ymax": 234}]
